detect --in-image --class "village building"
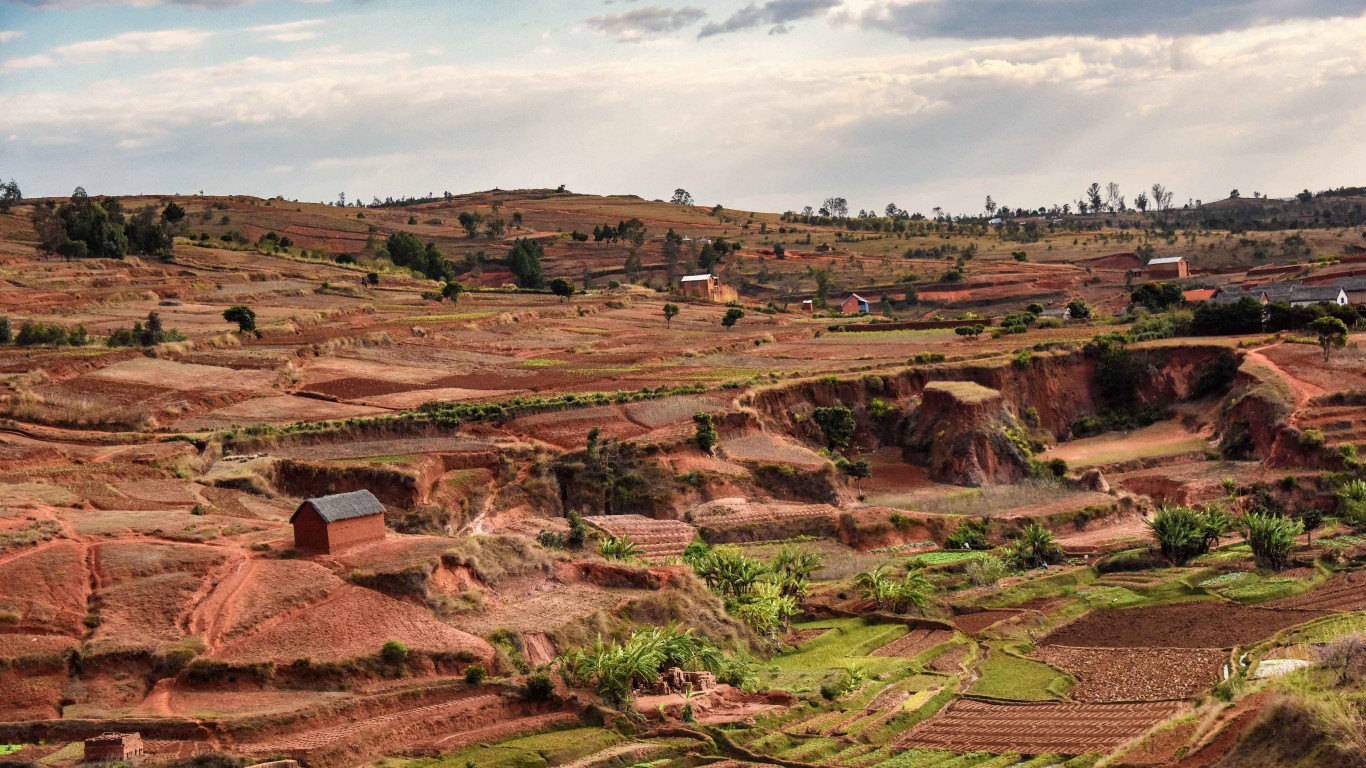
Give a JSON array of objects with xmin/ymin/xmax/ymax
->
[
  {"xmin": 1209, "ymin": 286, "xmax": 1263, "ymax": 305},
  {"xmin": 1145, "ymin": 256, "xmax": 1189, "ymax": 279},
  {"xmin": 840, "ymin": 293, "xmax": 871, "ymax": 314},
  {"xmin": 291, "ymin": 489, "xmax": 386, "ymax": 554},
  {"xmin": 677, "ymin": 273, "xmax": 717, "ymax": 300},
  {"xmin": 814, "ymin": 243, "xmax": 833, "ymax": 253},
  {"xmin": 1333, "ymin": 277, "xmax": 1366, "ymax": 306},
  {"xmin": 1181, "ymin": 288, "xmax": 1217, "ymax": 304},
  {"xmin": 1039, "ymin": 306, "xmax": 1072, "ymax": 320},
  {"xmin": 1288, "ymin": 285, "xmax": 1348, "ymax": 307},
  {"xmin": 800, "ymin": 299, "xmax": 813, "ymax": 312},
  {"xmin": 84, "ymin": 733, "xmax": 143, "ymax": 764}
]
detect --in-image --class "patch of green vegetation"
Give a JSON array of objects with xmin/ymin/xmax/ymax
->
[
  {"xmin": 908, "ymin": 551, "xmax": 983, "ymax": 566},
  {"xmin": 518, "ymin": 357, "xmax": 566, "ymax": 368},
  {"xmin": 0, "ymin": 745, "xmax": 25, "ymax": 756},
  {"xmin": 393, "ymin": 727, "xmax": 623, "ymax": 768},
  {"xmin": 1275, "ymin": 612, "xmax": 1366, "ymax": 645},
  {"xmin": 763, "ymin": 618, "xmax": 910, "ymax": 691},
  {"xmin": 1214, "ymin": 573, "xmax": 1316, "ymax": 604},
  {"xmin": 979, "ymin": 567, "xmax": 1098, "ymax": 608},
  {"xmin": 970, "ymin": 646, "xmax": 1073, "ymax": 701},
  {"xmin": 444, "ymin": 468, "xmax": 488, "ymax": 490}
]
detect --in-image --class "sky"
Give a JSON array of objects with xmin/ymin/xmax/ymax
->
[{"xmin": 2, "ymin": 0, "xmax": 1365, "ymax": 215}]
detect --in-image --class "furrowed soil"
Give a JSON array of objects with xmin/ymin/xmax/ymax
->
[{"xmin": 1042, "ymin": 602, "xmax": 1328, "ymax": 648}]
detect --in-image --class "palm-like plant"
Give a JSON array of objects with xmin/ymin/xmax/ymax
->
[
  {"xmin": 1148, "ymin": 505, "xmax": 1205, "ymax": 566},
  {"xmin": 1243, "ymin": 512, "xmax": 1302, "ymax": 571},
  {"xmin": 1013, "ymin": 523, "xmax": 1063, "ymax": 569},
  {"xmin": 598, "ymin": 534, "xmax": 642, "ymax": 561}
]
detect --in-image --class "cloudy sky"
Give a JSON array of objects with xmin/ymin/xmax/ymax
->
[{"xmin": 2, "ymin": 0, "xmax": 1365, "ymax": 215}]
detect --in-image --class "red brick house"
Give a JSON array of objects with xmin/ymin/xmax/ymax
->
[
  {"xmin": 291, "ymin": 490, "xmax": 386, "ymax": 554},
  {"xmin": 1146, "ymin": 256, "xmax": 1189, "ymax": 279},
  {"xmin": 84, "ymin": 733, "xmax": 143, "ymax": 763},
  {"xmin": 677, "ymin": 273, "xmax": 717, "ymax": 299},
  {"xmin": 839, "ymin": 293, "xmax": 871, "ymax": 314}
]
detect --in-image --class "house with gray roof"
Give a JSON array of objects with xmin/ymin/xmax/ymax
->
[{"xmin": 291, "ymin": 489, "xmax": 386, "ymax": 554}]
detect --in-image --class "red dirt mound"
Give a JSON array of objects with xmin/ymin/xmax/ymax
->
[
  {"xmin": 214, "ymin": 583, "xmax": 494, "ymax": 665},
  {"xmin": 1042, "ymin": 602, "xmax": 1326, "ymax": 649}
]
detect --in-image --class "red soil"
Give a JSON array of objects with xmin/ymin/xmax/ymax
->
[
  {"xmin": 1043, "ymin": 602, "xmax": 1326, "ymax": 649},
  {"xmin": 1268, "ymin": 571, "xmax": 1366, "ymax": 611},
  {"xmin": 1033, "ymin": 646, "xmax": 1226, "ymax": 702},
  {"xmin": 900, "ymin": 699, "xmax": 1186, "ymax": 754},
  {"xmin": 214, "ymin": 583, "xmax": 493, "ymax": 665},
  {"xmin": 952, "ymin": 610, "xmax": 1023, "ymax": 634},
  {"xmin": 871, "ymin": 628, "xmax": 954, "ymax": 657},
  {"xmin": 582, "ymin": 514, "xmax": 697, "ymax": 561}
]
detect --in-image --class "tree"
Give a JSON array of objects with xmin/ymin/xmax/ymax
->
[
  {"xmin": 812, "ymin": 406, "xmax": 855, "ymax": 450},
  {"xmin": 162, "ymin": 201, "xmax": 186, "ymax": 223},
  {"xmin": 0, "ymin": 179, "xmax": 21, "ymax": 213},
  {"xmin": 1105, "ymin": 182, "xmax": 1123, "ymax": 212},
  {"xmin": 223, "ymin": 305, "xmax": 256, "ymax": 332},
  {"xmin": 671, "ymin": 189, "xmax": 693, "ymax": 206},
  {"xmin": 773, "ymin": 243, "xmax": 785, "ymax": 259},
  {"xmin": 365, "ymin": 272, "xmax": 380, "ymax": 286},
  {"xmin": 984, "ymin": 196, "xmax": 996, "ymax": 217},
  {"xmin": 0, "ymin": 317, "xmax": 10, "ymax": 344},
  {"xmin": 458, "ymin": 211, "xmax": 482, "ymax": 238},
  {"xmin": 843, "ymin": 457, "xmax": 872, "ymax": 493},
  {"xmin": 441, "ymin": 281, "xmax": 465, "ymax": 302},
  {"xmin": 1009, "ymin": 523, "xmax": 1062, "ymax": 569},
  {"xmin": 1134, "ymin": 192, "xmax": 1149, "ymax": 213},
  {"xmin": 508, "ymin": 238, "xmax": 545, "ymax": 288},
  {"xmin": 1151, "ymin": 183, "xmax": 1173, "ymax": 212},
  {"xmin": 1297, "ymin": 507, "xmax": 1324, "ymax": 545},
  {"xmin": 822, "ymin": 197, "xmax": 848, "ymax": 219},
  {"xmin": 1086, "ymin": 183, "xmax": 1103, "ymax": 214},
  {"xmin": 1147, "ymin": 506, "xmax": 1207, "ymax": 566},
  {"xmin": 1067, "ymin": 298, "xmax": 1092, "ymax": 319},
  {"xmin": 464, "ymin": 664, "xmax": 486, "ymax": 685},
  {"xmin": 1311, "ymin": 316, "xmax": 1349, "ymax": 361},
  {"xmin": 663, "ymin": 303, "xmax": 679, "ymax": 328},
  {"xmin": 693, "ymin": 412, "xmax": 717, "ymax": 453},
  {"xmin": 550, "ymin": 277, "xmax": 575, "ymax": 301},
  {"xmin": 1229, "ymin": 189, "xmax": 1240, "ymax": 199},
  {"xmin": 721, "ymin": 307, "xmax": 744, "ymax": 329}
]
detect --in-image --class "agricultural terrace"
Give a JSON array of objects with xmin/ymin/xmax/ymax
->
[{"xmin": 0, "ymin": 189, "xmax": 1362, "ymax": 768}]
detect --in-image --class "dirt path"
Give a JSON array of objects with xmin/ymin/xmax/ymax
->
[
  {"xmin": 132, "ymin": 678, "xmax": 177, "ymax": 717},
  {"xmin": 1244, "ymin": 346, "xmax": 1326, "ymax": 411},
  {"xmin": 189, "ymin": 557, "xmax": 256, "ymax": 651}
]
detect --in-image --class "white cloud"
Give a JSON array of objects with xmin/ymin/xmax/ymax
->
[
  {"xmin": 249, "ymin": 19, "xmax": 323, "ymax": 43},
  {"xmin": 0, "ymin": 31, "xmax": 23, "ymax": 44},
  {"xmin": 1, "ymin": 54, "xmax": 55, "ymax": 71},
  {"xmin": 54, "ymin": 28, "xmax": 213, "ymax": 58},
  {"xmin": 585, "ymin": 6, "xmax": 707, "ymax": 42},
  {"xmin": 1, "ymin": 13, "xmax": 1363, "ymax": 214}
]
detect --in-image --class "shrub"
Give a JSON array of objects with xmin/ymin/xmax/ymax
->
[
  {"xmin": 966, "ymin": 554, "xmax": 1006, "ymax": 586},
  {"xmin": 1243, "ymin": 511, "xmax": 1302, "ymax": 571},
  {"xmin": 946, "ymin": 518, "xmax": 989, "ymax": 550},
  {"xmin": 464, "ymin": 663, "xmax": 487, "ymax": 684},
  {"xmin": 692, "ymin": 412, "xmax": 718, "ymax": 453},
  {"xmin": 812, "ymin": 406, "xmax": 856, "ymax": 450},
  {"xmin": 223, "ymin": 305, "xmax": 256, "ymax": 332},
  {"xmin": 524, "ymin": 672, "xmax": 555, "ymax": 700},
  {"xmin": 381, "ymin": 640, "xmax": 409, "ymax": 665}
]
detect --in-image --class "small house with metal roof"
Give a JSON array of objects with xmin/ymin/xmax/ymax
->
[{"xmin": 290, "ymin": 490, "xmax": 386, "ymax": 554}]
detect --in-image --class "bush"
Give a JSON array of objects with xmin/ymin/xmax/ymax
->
[
  {"xmin": 693, "ymin": 412, "xmax": 718, "ymax": 453},
  {"xmin": 966, "ymin": 555, "xmax": 1006, "ymax": 586},
  {"xmin": 1243, "ymin": 511, "xmax": 1302, "ymax": 571},
  {"xmin": 464, "ymin": 663, "xmax": 487, "ymax": 684},
  {"xmin": 381, "ymin": 640, "xmax": 409, "ymax": 665},
  {"xmin": 524, "ymin": 672, "xmax": 555, "ymax": 699},
  {"xmin": 223, "ymin": 305, "xmax": 256, "ymax": 332},
  {"xmin": 946, "ymin": 518, "xmax": 989, "ymax": 550}
]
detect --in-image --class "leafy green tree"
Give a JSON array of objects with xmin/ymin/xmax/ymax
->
[
  {"xmin": 550, "ymin": 277, "xmax": 575, "ymax": 301},
  {"xmin": 463, "ymin": 664, "xmax": 486, "ymax": 684},
  {"xmin": 0, "ymin": 179, "xmax": 21, "ymax": 213},
  {"xmin": 812, "ymin": 405, "xmax": 855, "ymax": 450},
  {"xmin": 1130, "ymin": 282, "xmax": 1183, "ymax": 312},
  {"xmin": 442, "ymin": 281, "xmax": 465, "ymax": 302},
  {"xmin": 843, "ymin": 456, "xmax": 872, "ymax": 493},
  {"xmin": 1310, "ymin": 316, "xmax": 1349, "ymax": 361},
  {"xmin": 1147, "ymin": 505, "xmax": 1206, "ymax": 566},
  {"xmin": 365, "ymin": 272, "xmax": 380, "ymax": 286},
  {"xmin": 1067, "ymin": 298, "xmax": 1092, "ymax": 319},
  {"xmin": 671, "ymin": 189, "xmax": 693, "ymax": 205},
  {"xmin": 0, "ymin": 317, "xmax": 11, "ymax": 344},
  {"xmin": 692, "ymin": 412, "xmax": 717, "ymax": 453},
  {"xmin": 458, "ymin": 211, "xmax": 482, "ymax": 238},
  {"xmin": 508, "ymin": 238, "xmax": 545, "ymax": 288},
  {"xmin": 663, "ymin": 303, "xmax": 679, "ymax": 328},
  {"xmin": 223, "ymin": 305, "xmax": 256, "ymax": 332},
  {"xmin": 721, "ymin": 307, "xmax": 744, "ymax": 328},
  {"xmin": 162, "ymin": 201, "xmax": 186, "ymax": 223}
]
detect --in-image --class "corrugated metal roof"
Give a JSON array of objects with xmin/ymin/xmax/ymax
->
[
  {"xmin": 291, "ymin": 490, "xmax": 385, "ymax": 524},
  {"xmin": 679, "ymin": 274, "xmax": 713, "ymax": 282},
  {"xmin": 1147, "ymin": 256, "xmax": 1185, "ymax": 265}
]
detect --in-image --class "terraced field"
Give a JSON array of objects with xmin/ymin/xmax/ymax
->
[{"xmin": 900, "ymin": 699, "xmax": 1186, "ymax": 754}]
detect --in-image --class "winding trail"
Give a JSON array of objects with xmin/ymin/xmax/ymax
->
[{"xmin": 1244, "ymin": 345, "xmax": 1325, "ymax": 413}]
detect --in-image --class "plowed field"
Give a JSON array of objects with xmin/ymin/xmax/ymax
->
[
  {"xmin": 1042, "ymin": 602, "xmax": 1326, "ymax": 648},
  {"xmin": 900, "ymin": 699, "xmax": 1185, "ymax": 754},
  {"xmin": 1033, "ymin": 646, "xmax": 1225, "ymax": 702}
]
